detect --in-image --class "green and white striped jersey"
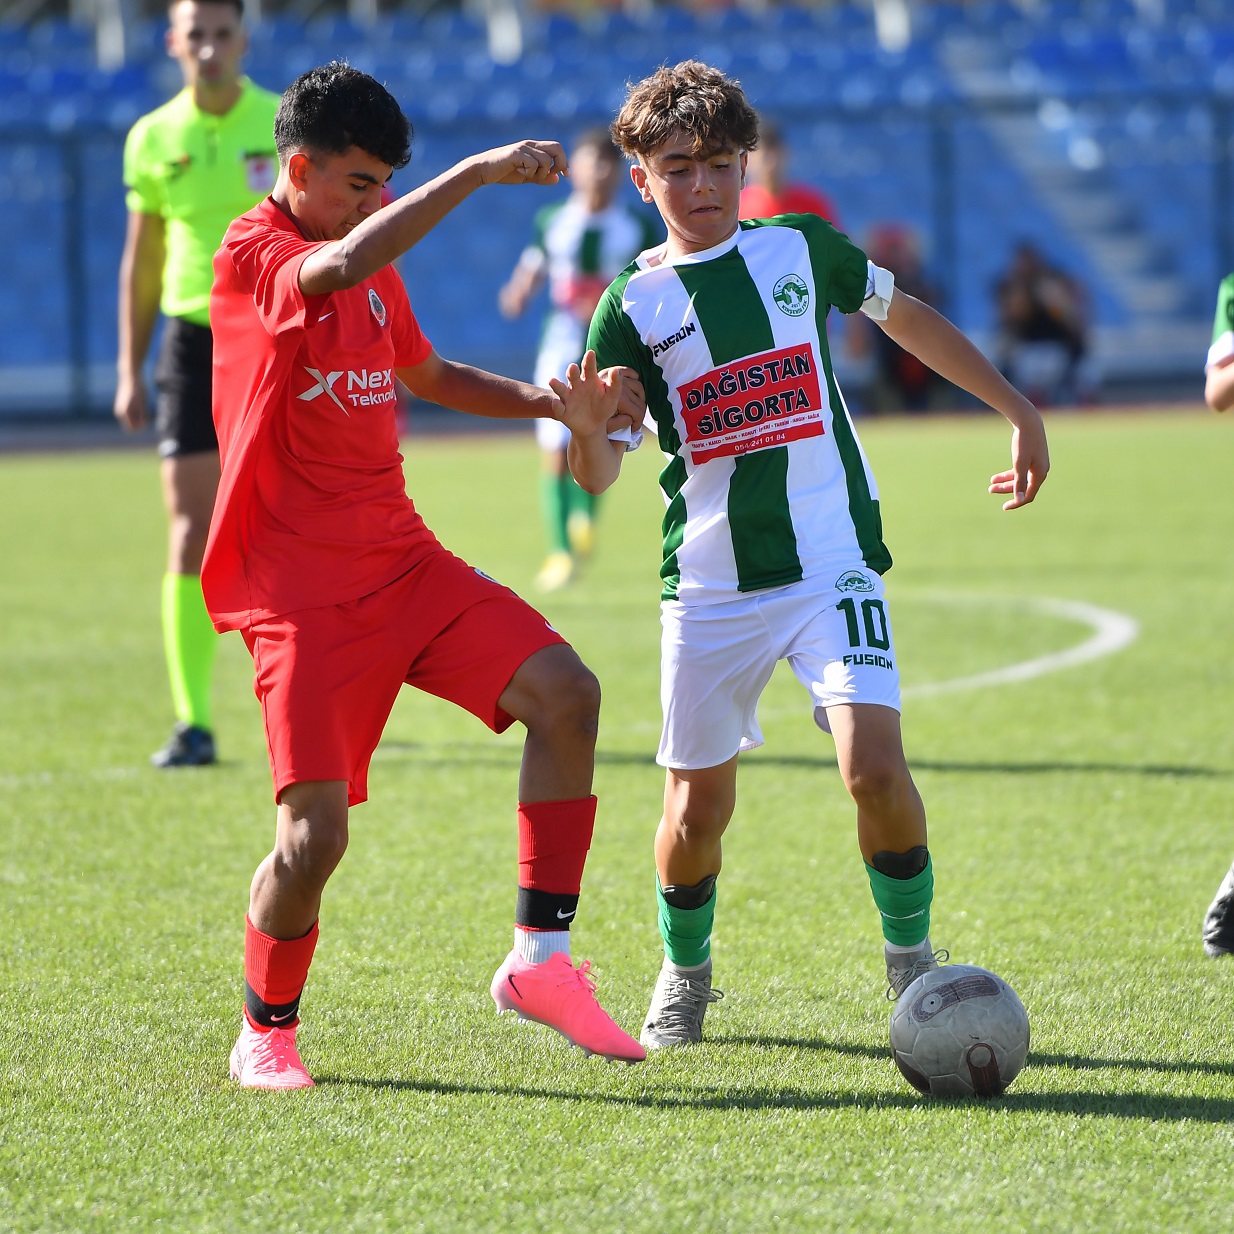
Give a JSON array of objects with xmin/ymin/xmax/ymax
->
[
  {"xmin": 525, "ymin": 197, "xmax": 660, "ymax": 389},
  {"xmin": 526, "ymin": 198, "xmax": 662, "ymax": 321},
  {"xmin": 1208, "ymin": 272, "xmax": 1234, "ymax": 371},
  {"xmin": 587, "ymin": 214, "xmax": 892, "ymax": 604}
]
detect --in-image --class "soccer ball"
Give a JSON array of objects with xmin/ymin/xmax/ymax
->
[{"xmin": 889, "ymin": 964, "xmax": 1029, "ymax": 1098}]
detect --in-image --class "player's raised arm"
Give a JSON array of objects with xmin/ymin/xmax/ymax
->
[
  {"xmin": 876, "ymin": 289, "xmax": 1049, "ymax": 509},
  {"xmin": 297, "ymin": 140, "xmax": 568, "ymax": 295}
]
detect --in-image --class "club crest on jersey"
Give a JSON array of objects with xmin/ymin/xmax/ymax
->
[
  {"xmin": 835, "ymin": 570, "xmax": 875, "ymax": 593},
  {"xmin": 773, "ymin": 274, "xmax": 810, "ymax": 317},
  {"xmin": 368, "ymin": 288, "xmax": 387, "ymax": 327}
]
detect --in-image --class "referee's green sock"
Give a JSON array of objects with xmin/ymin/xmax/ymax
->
[{"xmin": 162, "ymin": 572, "xmax": 217, "ymax": 732}]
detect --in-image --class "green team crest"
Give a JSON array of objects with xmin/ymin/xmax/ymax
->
[{"xmin": 773, "ymin": 274, "xmax": 810, "ymax": 317}]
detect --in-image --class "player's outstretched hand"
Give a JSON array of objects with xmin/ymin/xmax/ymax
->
[
  {"xmin": 548, "ymin": 350, "xmax": 621, "ymax": 437},
  {"xmin": 476, "ymin": 140, "xmax": 568, "ymax": 187},
  {"xmin": 989, "ymin": 415, "xmax": 1050, "ymax": 510}
]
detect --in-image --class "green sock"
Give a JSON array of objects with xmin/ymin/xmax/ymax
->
[
  {"xmin": 539, "ymin": 471, "xmax": 569, "ymax": 554},
  {"xmin": 656, "ymin": 879, "xmax": 717, "ymax": 968},
  {"xmin": 565, "ymin": 475, "xmax": 598, "ymax": 523},
  {"xmin": 865, "ymin": 856, "xmax": 934, "ymax": 947},
  {"xmin": 162, "ymin": 572, "xmax": 218, "ymax": 731}
]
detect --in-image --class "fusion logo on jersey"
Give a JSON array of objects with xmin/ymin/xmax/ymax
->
[
  {"xmin": 652, "ymin": 321, "xmax": 697, "ymax": 358},
  {"xmin": 296, "ymin": 366, "xmax": 398, "ymax": 413},
  {"xmin": 676, "ymin": 344, "xmax": 824, "ymax": 462}
]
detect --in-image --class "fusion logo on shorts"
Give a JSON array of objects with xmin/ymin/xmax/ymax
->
[
  {"xmin": 843, "ymin": 652, "xmax": 895, "ymax": 670},
  {"xmin": 297, "ymin": 366, "xmax": 398, "ymax": 412}
]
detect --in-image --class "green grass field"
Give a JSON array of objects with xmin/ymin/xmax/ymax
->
[{"xmin": 1, "ymin": 408, "xmax": 1232, "ymax": 1233}]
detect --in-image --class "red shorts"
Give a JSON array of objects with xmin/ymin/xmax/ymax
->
[{"xmin": 242, "ymin": 549, "xmax": 566, "ymax": 806}]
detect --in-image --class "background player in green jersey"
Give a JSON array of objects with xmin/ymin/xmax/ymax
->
[
  {"xmin": 560, "ymin": 61, "xmax": 1049, "ymax": 1048},
  {"xmin": 114, "ymin": 0, "xmax": 279, "ymax": 767},
  {"xmin": 1201, "ymin": 273, "xmax": 1233, "ymax": 956},
  {"xmin": 499, "ymin": 128, "xmax": 660, "ymax": 592}
]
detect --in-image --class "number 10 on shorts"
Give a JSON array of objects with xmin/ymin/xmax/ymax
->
[{"xmin": 837, "ymin": 596, "xmax": 890, "ymax": 651}]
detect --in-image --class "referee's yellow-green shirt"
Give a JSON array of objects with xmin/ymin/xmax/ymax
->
[{"xmin": 123, "ymin": 78, "xmax": 280, "ymax": 326}]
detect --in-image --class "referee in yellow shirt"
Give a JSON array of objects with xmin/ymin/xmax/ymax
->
[{"xmin": 114, "ymin": 0, "xmax": 279, "ymax": 767}]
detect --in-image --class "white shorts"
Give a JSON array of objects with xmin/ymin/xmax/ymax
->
[
  {"xmin": 658, "ymin": 570, "xmax": 902, "ymax": 769},
  {"xmin": 534, "ymin": 311, "xmax": 586, "ymax": 453}
]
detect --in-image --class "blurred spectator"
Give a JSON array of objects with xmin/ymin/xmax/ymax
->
[
  {"xmin": 851, "ymin": 223, "xmax": 950, "ymax": 413},
  {"xmin": 995, "ymin": 241, "xmax": 1096, "ymax": 407},
  {"xmin": 740, "ymin": 119, "xmax": 841, "ymax": 227}
]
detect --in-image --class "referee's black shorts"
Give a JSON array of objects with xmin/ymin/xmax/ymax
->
[{"xmin": 154, "ymin": 316, "xmax": 218, "ymax": 459}]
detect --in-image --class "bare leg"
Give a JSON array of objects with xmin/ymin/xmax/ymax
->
[
  {"xmin": 249, "ymin": 780, "xmax": 350, "ymax": 939},
  {"xmin": 825, "ymin": 703, "xmax": 927, "ymax": 862},
  {"xmin": 496, "ymin": 643, "xmax": 600, "ymax": 803},
  {"xmin": 160, "ymin": 451, "xmax": 219, "ymax": 575},
  {"xmin": 655, "ymin": 755, "xmax": 739, "ymax": 887}
]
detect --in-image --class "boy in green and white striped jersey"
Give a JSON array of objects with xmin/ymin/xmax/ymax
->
[{"xmin": 556, "ymin": 62, "xmax": 1050, "ymax": 1048}]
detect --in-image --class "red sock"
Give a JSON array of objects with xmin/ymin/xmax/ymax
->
[
  {"xmin": 517, "ymin": 796, "xmax": 597, "ymax": 894},
  {"xmin": 243, "ymin": 916, "xmax": 319, "ymax": 1031}
]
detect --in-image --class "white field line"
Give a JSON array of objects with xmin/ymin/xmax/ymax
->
[
  {"xmin": 0, "ymin": 594, "xmax": 1139, "ymax": 787},
  {"xmin": 901, "ymin": 592, "xmax": 1140, "ymax": 699}
]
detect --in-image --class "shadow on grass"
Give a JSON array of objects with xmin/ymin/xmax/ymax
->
[
  {"xmin": 374, "ymin": 742, "xmax": 1227, "ymax": 779},
  {"xmin": 314, "ymin": 1065, "xmax": 1234, "ymax": 1121},
  {"xmin": 726, "ymin": 1033, "xmax": 1234, "ymax": 1078}
]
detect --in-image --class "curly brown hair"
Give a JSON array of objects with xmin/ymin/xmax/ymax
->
[{"xmin": 610, "ymin": 61, "xmax": 760, "ymax": 160}]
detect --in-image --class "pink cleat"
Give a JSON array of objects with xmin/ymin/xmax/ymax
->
[
  {"xmin": 490, "ymin": 951, "xmax": 645, "ymax": 1064},
  {"xmin": 229, "ymin": 1018, "xmax": 315, "ymax": 1090}
]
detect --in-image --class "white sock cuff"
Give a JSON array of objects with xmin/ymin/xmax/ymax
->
[{"xmin": 515, "ymin": 927, "xmax": 571, "ymax": 965}]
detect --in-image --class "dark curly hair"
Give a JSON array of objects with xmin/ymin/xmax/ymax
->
[
  {"xmin": 611, "ymin": 61, "xmax": 760, "ymax": 160},
  {"xmin": 275, "ymin": 62, "xmax": 412, "ymax": 171}
]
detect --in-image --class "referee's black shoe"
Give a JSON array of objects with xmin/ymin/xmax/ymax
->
[
  {"xmin": 1202, "ymin": 860, "xmax": 1234, "ymax": 958},
  {"xmin": 151, "ymin": 722, "xmax": 217, "ymax": 768}
]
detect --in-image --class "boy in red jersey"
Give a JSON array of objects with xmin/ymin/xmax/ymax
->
[{"xmin": 206, "ymin": 62, "xmax": 640, "ymax": 1088}]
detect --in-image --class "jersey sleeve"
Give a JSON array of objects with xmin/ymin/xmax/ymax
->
[
  {"xmin": 224, "ymin": 223, "xmax": 330, "ymax": 337},
  {"xmin": 791, "ymin": 214, "xmax": 870, "ymax": 315},
  {"xmin": 1208, "ymin": 274, "xmax": 1234, "ymax": 371},
  {"xmin": 586, "ymin": 277, "xmax": 647, "ymax": 380},
  {"xmin": 122, "ymin": 119, "xmax": 162, "ymax": 216},
  {"xmin": 384, "ymin": 270, "xmax": 433, "ymax": 368}
]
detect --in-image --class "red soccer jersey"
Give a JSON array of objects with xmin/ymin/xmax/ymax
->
[
  {"xmin": 203, "ymin": 197, "xmax": 436, "ymax": 632},
  {"xmin": 739, "ymin": 182, "xmax": 841, "ymax": 230}
]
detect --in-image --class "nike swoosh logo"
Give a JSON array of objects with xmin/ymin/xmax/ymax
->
[
  {"xmin": 269, "ymin": 1010, "xmax": 296, "ymax": 1023},
  {"xmin": 506, "ymin": 974, "xmax": 522, "ymax": 1000},
  {"xmin": 317, "ymin": 311, "xmax": 335, "ymax": 322},
  {"xmin": 556, "ymin": 908, "xmax": 576, "ymax": 920}
]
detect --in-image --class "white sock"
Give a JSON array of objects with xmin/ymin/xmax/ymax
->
[
  {"xmin": 885, "ymin": 938, "xmax": 930, "ymax": 955},
  {"xmin": 665, "ymin": 954, "xmax": 711, "ymax": 975},
  {"xmin": 515, "ymin": 927, "xmax": 570, "ymax": 965}
]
